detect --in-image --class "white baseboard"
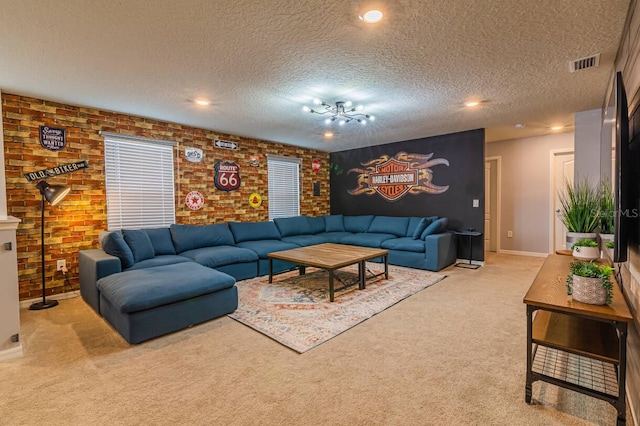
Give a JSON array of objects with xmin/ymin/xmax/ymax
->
[
  {"xmin": 497, "ymin": 249, "xmax": 549, "ymax": 258},
  {"xmin": 19, "ymin": 290, "xmax": 80, "ymax": 309},
  {"xmin": 0, "ymin": 344, "xmax": 23, "ymax": 362}
]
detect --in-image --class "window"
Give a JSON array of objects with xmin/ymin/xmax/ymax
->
[
  {"xmin": 267, "ymin": 155, "xmax": 301, "ymax": 220},
  {"xmin": 102, "ymin": 132, "xmax": 176, "ymax": 230}
]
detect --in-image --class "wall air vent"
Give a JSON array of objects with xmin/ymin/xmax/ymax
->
[{"xmin": 569, "ymin": 54, "xmax": 600, "ymax": 72}]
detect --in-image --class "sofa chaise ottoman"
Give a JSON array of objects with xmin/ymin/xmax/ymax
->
[{"xmin": 96, "ymin": 262, "xmax": 237, "ymax": 344}]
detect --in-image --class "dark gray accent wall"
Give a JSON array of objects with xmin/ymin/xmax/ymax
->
[{"xmin": 330, "ymin": 128, "xmax": 485, "ymax": 261}]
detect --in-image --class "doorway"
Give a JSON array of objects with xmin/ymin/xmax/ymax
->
[
  {"xmin": 549, "ymin": 150, "xmax": 575, "ymax": 252},
  {"xmin": 485, "ymin": 157, "xmax": 500, "ymax": 252}
]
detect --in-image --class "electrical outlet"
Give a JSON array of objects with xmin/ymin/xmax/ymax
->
[
  {"xmin": 507, "ymin": 231, "xmax": 513, "ymax": 238},
  {"xmin": 472, "ymin": 199, "xmax": 479, "ymax": 208},
  {"xmin": 57, "ymin": 259, "xmax": 66, "ymax": 271}
]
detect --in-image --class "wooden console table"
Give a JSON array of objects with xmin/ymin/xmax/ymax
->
[{"xmin": 523, "ymin": 255, "xmax": 632, "ymax": 425}]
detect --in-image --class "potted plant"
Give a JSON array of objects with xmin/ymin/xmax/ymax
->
[
  {"xmin": 571, "ymin": 238, "xmax": 599, "ymax": 261},
  {"xmin": 566, "ymin": 260, "xmax": 613, "ymax": 305},
  {"xmin": 598, "ymin": 179, "xmax": 615, "ymax": 248},
  {"xmin": 558, "ymin": 178, "xmax": 599, "ymax": 248}
]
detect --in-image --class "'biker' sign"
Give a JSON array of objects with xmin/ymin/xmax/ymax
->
[{"xmin": 214, "ymin": 161, "xmax": 241, "ymax": 191}]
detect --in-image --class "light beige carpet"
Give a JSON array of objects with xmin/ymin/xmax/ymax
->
[{"xmin": 0, "ymin": 253, "xmax": 630, "ymax": 425}]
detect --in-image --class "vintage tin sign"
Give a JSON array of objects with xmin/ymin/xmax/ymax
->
[
  {"xmin": 214, "ymin": 139, "xmax": 238, "ymax": 150},
  {"xmin": 39, "ymin": 126, "xmax": 67, "ymax": 151},
  {"xmin": 185, "ymin": 191, "xmax": 205, "ymax": 210},
  {"xmin": 214, "ymin": 161, "xmax": 241, "ymax": 191},
  {"xmin": 184, "ymin": 147, "xmax": 203, "ymax": 163},
  {"xmin": 249, "ymin": 193, "xmax": 262, "ymax": 208},
  {"xmin": 24, "ymin": 160, "xmax": 89, "ymax": 182}
]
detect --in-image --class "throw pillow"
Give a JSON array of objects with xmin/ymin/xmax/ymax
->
[
  {"xmin": 420, "ymin": 218, "xmax": 448, "ymax": 239},
  {"xmin": 412, "ymin": 217, "xmax": 435, "ymax": 239},
  {"xmin": 122, "ymin": 229, "xmax": 155, "ymax": 263},
  {"xmin": 102, "ymin": 232, "xmax": 135, "ymax": 269}
]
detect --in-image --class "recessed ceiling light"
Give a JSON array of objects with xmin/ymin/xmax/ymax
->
[
  {"xmin": 464, "ymin": 101, "xmax": 480, "ymax": 107},
  {"xmin": 195, "ymin": 99, "xmax": 210, "ymax": 106},
  {"xmin": 360, "ymin": 9, "xmax": 383, "ymax": 23},
  {"xmin": 324, "ymin": 131, "xmax": 334, "ymax": 138},
  {"xmin": 551, "ymin": 125, "xmax": 563, "ymax": 131}
]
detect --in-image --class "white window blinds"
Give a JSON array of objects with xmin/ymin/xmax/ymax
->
[
  {"xmin": 267, "ymin": 155, "xmax": 301, "ymax": 220},
  {"xmin": 102, "ymin": 132, "xmax": 176, "ymax": 230}
]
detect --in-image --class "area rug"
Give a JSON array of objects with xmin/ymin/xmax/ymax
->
[{"xmin": 228, "ymin": 264, "xmax": 446, "ymax": 353}]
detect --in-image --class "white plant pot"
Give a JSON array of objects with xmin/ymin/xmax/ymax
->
[
  {"xmin": 572, "ymin": 246, "xmax": 600, "ymax": 261},
  {"xmin": 571, "ymin": 275, "xmax": 607, "ymax": 305},
  {"xmin": 566, "ymin": 232, "xmax": 597, "ymax": 250}
]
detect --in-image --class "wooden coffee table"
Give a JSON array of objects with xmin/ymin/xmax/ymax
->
[{"xmin": 268, "ymin": 243, "xmax": 388, "ymax": 302}]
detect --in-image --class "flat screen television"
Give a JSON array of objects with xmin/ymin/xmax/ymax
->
[{"xmin": 613, "ymin": 71, "xmax": 630, "ymax": 263}]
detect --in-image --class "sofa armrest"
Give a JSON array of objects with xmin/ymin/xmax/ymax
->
[
  {"xmin": 79, "ymin": 249, "xmax": 122, "ymax": 314},
  {"xmin": 424, "ymin": 232, "xmax": 457, "ymax": 270}
]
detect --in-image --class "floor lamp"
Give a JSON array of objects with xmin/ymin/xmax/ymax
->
[{"xmin": 29, "ymin": 180, "xmax": 71, "ymax": 310}]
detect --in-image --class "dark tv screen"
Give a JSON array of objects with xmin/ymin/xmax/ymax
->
[{"xmin": 613, "ymin": 71, "xmax": 629, "ymax": 263}]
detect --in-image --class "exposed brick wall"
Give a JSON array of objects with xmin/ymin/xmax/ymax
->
[{"xmin": 2, "ymin": 93, "xmax": 330, "ymax": 299}]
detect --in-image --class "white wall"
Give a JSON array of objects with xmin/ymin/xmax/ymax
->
[
  {"xmin": 0, "ymin": 89, "xmax": 7, "ymax": 220},
  {"xmin": 574, "ymin": 108, "xmax": 603, "ymax": 186},
  {"xmin": 485, "ymin": 132, "xmax": 574, "ymax": 254}
]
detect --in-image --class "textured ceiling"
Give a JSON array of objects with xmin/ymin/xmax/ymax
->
[{"xmin": 0, "ymin": 0, "xmax": 631, "ymax": 152}]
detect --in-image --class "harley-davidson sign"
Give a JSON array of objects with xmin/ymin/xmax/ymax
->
[
  {"xmin": 348, "ymin": 152, "xmax": 449, "ymax": 202},
  {"xmin": 214, "ymin": 161, "xmax": 241, "ymax": 191}
]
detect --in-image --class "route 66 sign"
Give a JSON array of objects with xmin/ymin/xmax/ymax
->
[{"xmin": 214, "ymin": 161, "xmax": 241, "ymax": 191}]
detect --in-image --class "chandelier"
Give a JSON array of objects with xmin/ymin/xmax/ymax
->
[{"xmin": 302, "ymin": 99, "xmax": 375, "ymax": 126}]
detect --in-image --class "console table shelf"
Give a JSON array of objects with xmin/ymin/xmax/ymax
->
[{"xmin": 523, "ymin": 254, "xmax": 633, "ymax": 425}]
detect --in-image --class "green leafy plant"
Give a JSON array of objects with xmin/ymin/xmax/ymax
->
[
  {"xmin": 598, "ymin": 179, "xmax": 615, "ymax": 234},
  {"xmin": 571, "ymin": 238, "xmax": 598, "ymax": 249},
  {"xmin": 566, "ymin": 260, "xmax": 613, "ymax": 304},
  {"xmin": 606, "ymin": 241, "xmax": 615, "ymax": 249},
  {"xmin": 558, "ymin": 178, "xmax": 599, "ymax": 233}
]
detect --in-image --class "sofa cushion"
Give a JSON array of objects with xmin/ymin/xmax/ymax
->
[
  {"xmin": 421, "ymin": 217, "xmax": 448, "ymax": 239},
  {"xmin": 307, "ymin": 216, "xmax": 326, "ymax": 234},
  {"xmin": 170, "ymin": 224, "xmax": 235, "ymax": 253},
  {"xmin": 344, "ymin": 215, "xmax": 374, "ymax": 233},
  {"xmin": 274, "ymin": 216, "xmax": 313, "ymax": 237},
  {"xmin": 281, "ymin": 234, "xmax": 328, "ymax": 246},
  {"xmin": 381, "ymin": 237, "xmax": 426, "ymax": 253},
  {"xmin": 97, "ymin": 263, "xmax": 236, "ymax": 314},
  {"xmin": 235, "ymin": 240, "xmax": 299, "ymax": 258},
  {"xmin": 368, "ymin": 216, "xmax": 409, "ymax": 237},
  {"xmin": 144, "ymin": 227, "xmax": 176, "ymax": 255},
  {"xmin": 229, "ymin": 221, "xmax": 281, "ymax": 243},
  {"xmin": 339, "ymin": 233, "xmax": 396, "ymax": 248},
  {"xmin": 324, "ymin": 215, "xmax": 345, "ymax": 232},
  {"xmin": 127, "ymin": 255, "xmax": 194, "ymax": 271},
  {"xmin": 101, "ymin": 232, "xmax": 135, "ymax": 269},
  {"xmin": 179, "ymin": 245, "xmax": 258, "ymax": 268},
  {"xmin": 122, "ymin": 229, "xmax": 155, "ymax": 263},
  {"xmin": 315, "ymin": 231, "xmax": 353, "ymax": 243}
]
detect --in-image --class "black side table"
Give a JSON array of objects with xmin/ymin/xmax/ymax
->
[{"xmin": 454, "ymin": 231, "xmax": 482, "ymax": 269}]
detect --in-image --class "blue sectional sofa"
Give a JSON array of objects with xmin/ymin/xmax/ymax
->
[{"xmin": 79, "ymin": 214, "xmax": 456, "ymax": 344}]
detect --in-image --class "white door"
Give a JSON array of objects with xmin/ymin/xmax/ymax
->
[
  {"xmin": 552, "ymin": 151, "xmax": 575, "ymax": 252},
  {"xmin": 485, "ymin": 162, "xmax": 491, "ymax": 251}
]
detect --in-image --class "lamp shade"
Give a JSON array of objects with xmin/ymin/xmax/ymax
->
[{"xmin": 35, "ymin": 180, "xmax": 71, "ymax": 206}]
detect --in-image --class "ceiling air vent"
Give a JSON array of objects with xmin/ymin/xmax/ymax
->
[{"xmin": 569, "ymin": 54, "xmax": 600, "ymax": 72}]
